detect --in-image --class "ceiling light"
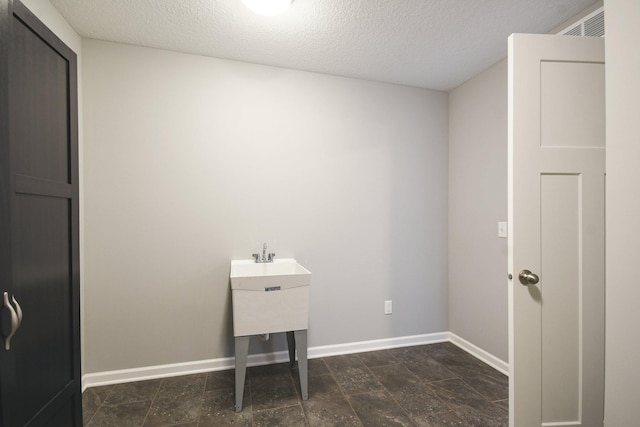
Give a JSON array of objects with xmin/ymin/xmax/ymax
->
[{"xmin": 242, "ymin": 0, "xmax": 293, "ymax": 16}]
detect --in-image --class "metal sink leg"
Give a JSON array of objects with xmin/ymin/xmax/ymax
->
[{"xmin": 234, "ymin": 335, "xmax": 250, "ymax": 412}]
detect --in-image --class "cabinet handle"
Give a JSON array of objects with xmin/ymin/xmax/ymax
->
[
  {"xmin": 2, "ymin": 292, "xmax": 21, "ymax": 350},
  {"xmin": 12, "ymin": 294, "xmax": 23, "ymax": 328}
]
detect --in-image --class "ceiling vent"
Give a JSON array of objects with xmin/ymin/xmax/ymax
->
[{"xmin": 557, "ymin": 7, "xmax": 604, "ymax": 37}]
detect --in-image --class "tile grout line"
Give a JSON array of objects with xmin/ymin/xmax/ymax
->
[
  {"xmin": 322, "ymin": 356, "xmax": 365, "ymax": 426},
  {"xmin": 420, "ymin": 377, "xmax": 473, "ymax": 427},
  {"xmin": 249, "ymin": 381, "xmax": 254, "ymax": 427},
  {"xmin": 140, "ymin": 378, "xmax": 163, "ymax": 427},
  {"xmin": 247, "ymin": 365, "xmax": 301, "ymax": 420},
  {"xmin": 360, "ymin": 353, "xmax": 435, "ymax": 425},
  {"xmin": 285, "ymin": 365, "xmax": 307, "ymax": 425},
  {"xmin": 357, "ymin": 352, "xmax": 419, "ymax": 425},
  {"xmin": 457, "ymin": 374, "xmax": 506, "ymax": 405},
  {"xmin": 82, "ymin": 390, "xmax": 96, "ymax": 426},
  {"xmin": 384, "ymin": 348, "xmax": 476, "ymax": 426},
  {"xmin": 196, "ymin": 373, "xmax": 207, "ymax": 427},
  {"xmin": 195, "ymin": 372, "xmax": 209, "ymax": 427},
  {"xmin": 422, "ymin": 361, "xmax": 508, "ymax": 427},
  {"xmin": 367, "ymin": 375, "xmax": 414, "ymax": 424},
  {"xmin": 83, "ymin": 388, "xmax": 102, "ymax": 426}
]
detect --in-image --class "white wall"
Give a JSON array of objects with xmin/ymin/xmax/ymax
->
[
  {"xmin": 448, "ymin": 60, "xmax": 508, "ymax": 362},
  {"xmin": 604, "ymin": 0, "xmax": 640, "ymax": 425},
  {"xmin": 81, "ymin": 39, "xmax": 449, "ymax": 374}
]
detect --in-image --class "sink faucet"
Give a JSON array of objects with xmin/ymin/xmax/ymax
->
[{"xmin": 253, "ymin": 243, "xmax": 275, "ymax": 263}]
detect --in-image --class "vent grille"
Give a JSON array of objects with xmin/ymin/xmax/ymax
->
[
  {"xmin": 558, "ymin": 7, "xmax": 605, "ymax": 37},
  {"xmin": 584, "ymin": 10, "xmax": 605, "ymax": 37},
  {"xmin": 564, "ymin": 25, "xmax": 582, "ymax": 36}
]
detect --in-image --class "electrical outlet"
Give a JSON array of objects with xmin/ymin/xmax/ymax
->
[{"xmin": 385, "ymin": 300, "xmax": 392, "ymax": 315}]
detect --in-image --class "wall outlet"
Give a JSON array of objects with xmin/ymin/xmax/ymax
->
[{"xmin": 385, "ymin": 300, "xmax": 392, "ymax": 315}]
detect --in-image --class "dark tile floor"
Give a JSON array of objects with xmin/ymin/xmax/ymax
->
[{"xmin": 82, "ymin": 342, "xmax": 508, "ymax": 426}]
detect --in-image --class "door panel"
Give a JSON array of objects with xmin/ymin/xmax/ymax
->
[
  {"xmin": 508, "ymin": 34, "xmax": 605, "ymax": 427},
  {"xmin": 13, "ymin": 195, "xmax": 73, "ymax": 423},
  {"xmin": 540, "ymin": 173, "xmax": 581, "ymax": 422},
  {"xmin": 540, "ymin": 62, "xmax": 605, "ymax": 149},
  {"xmin": 0, "ymin": 0, "xmax": 81, "ymax": 425},
  {"xmin": 12, "ymin": 13, "xmax": 70, "ymax": 183}
]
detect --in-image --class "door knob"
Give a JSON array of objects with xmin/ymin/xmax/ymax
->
[{"xmin": 518, "ymin": 270, "xmax": 539, "ymax": 286}]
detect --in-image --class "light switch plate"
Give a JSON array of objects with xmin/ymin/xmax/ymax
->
[{"xmin": 498, "ymin": 222, "xmax": 507, "ymax": 238}]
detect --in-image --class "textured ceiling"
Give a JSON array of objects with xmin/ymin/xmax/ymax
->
[{"xmin": 50, "ymin": 0, "xmax": 598, "ymax": 90}]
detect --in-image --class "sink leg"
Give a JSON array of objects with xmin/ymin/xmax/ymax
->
[
  {"xmin": 234, "ymin": 335, "xmax": 250, "ymax": 412},
  {"xmin": 286, "ymin": 331, "xmax": 296, "ymax": 368},
  {"xmin": 294, "ymin": 330, "xmax": 308, "ymax": 400}
]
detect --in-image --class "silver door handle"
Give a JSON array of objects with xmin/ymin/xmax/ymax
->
[
  {"xmin": 12, "ymin": 294, "xmax": 23, "ymax": 328},
  {"xmin": 2, "ymin": 292, "xmax": 22, "ymax": 350},
  {"xmin": 518, "ymin": 270, "xmax": 540, "ymax": 286}
]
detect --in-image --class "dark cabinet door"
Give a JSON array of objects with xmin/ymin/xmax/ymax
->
[{"xmin": 0, "ymin": 1, "xmax": 81, "ymax": 425}]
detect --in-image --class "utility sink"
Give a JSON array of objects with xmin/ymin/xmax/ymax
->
[
  {"xmin": 230, "ymin": 259, "xmax": 311, "ymax": 337},
  {"xmin": 230, "ymin": 258, "xmax": 311, "ymax": 290}
]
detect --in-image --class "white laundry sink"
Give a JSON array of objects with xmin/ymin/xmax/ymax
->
[{"xmin": 230, "ymin": 259, "xmax": 311, "ymax": 336}]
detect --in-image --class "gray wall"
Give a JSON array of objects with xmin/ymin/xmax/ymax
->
[
  {"xmin": 81, "ymin": 39, "xmax": 449, "ymax": 374},
  {"xmin": 604, "ymin": 0, "xmax": 640, "ymax": 424},
  {"xmin": 22, "ymin": 0, "xmax": 604, "ymax": 381},
  {"xmin": 448, "ymin": 60, "xmax": 508, "ymax": 362},
  {"xmin": 23, "ymin": 5, "xmax": 638, "ymax": 420}
]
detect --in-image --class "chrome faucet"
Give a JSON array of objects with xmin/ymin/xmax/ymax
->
[{"xmin": 253, "ymin": 243, "xmax": 275, "ymax": 263}]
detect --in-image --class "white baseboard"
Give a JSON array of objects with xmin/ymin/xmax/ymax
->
[
  {"xmin": 81, "ymin": 357, "xmax": 235, "ymax": 391},
  {"xmin": 449, "ymin": 332, "xmax": 509, "ymax": 375},
  {"xmin": 308, "ymin": 331, "xmax": 449, "ymax": 359},
  {"xmin": 82, "ymin": 331, "xmax": 507, "ymax": 391}
]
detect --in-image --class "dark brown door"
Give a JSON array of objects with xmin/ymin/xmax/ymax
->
[{"xmin": 0, "ymin": 0, "xmax": 81, "ymax": 425}]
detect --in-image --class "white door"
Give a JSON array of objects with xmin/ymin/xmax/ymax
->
[{"xmin": 508, "ymin": 34, "xmax": 605, "ymax": 427}]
